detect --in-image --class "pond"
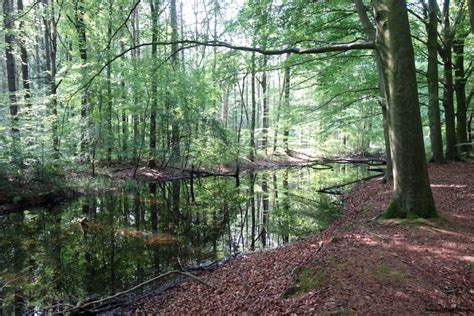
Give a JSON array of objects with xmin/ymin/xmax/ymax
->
[{"xmin": 0, "ymin": 164, "xmax": 372, "ymax": 312}]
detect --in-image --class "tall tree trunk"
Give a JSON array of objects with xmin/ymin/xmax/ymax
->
[
  {"xmin": 453, "ymin": 36, "xmax": 470, "ymax": 153},
  {"xmin": 373, "ymin": 0, "xmax": 437, "ymax": 218},
  {"xmin": 121, "ymin": 41, "xmax": 128, "ymax": 160},
  {"xmin": 3, "ymin": 0, "xmax": 20, "ymax": 163},
  {"xmin": 17, "ymin": 0, "xmax": 31, "ymax": 109},
  {"xmin": 250, "ymin": 51, "xmax": 257, "ymax": 161},
  {"xmin": 43, "ymin": 0, "xmax": 60, "ymax": 158},
  {"xmin": 441, "ymin": 0, "xmax": 459, "ymax": 160},
  {"xmin": 132, "ymin": 9, "xmax": 140, "ymax": 163},
  {"xmin": 426, "ymin": 0, "xmax": 444, "ymax": 162},
  {"xmin": 75, "ymin": 0, "xmax": 89, "ymax": 159},
  {"xmin": 353, "ymin": 0, "xmax": 393, "ymax": 180},
  {"xmin": 261, "ymin": 175, "xmax": 268, "ymax": 247},
  {"xmin": 261, "ymin": 55, "xmax": 269, "ymax": 154},
  {"xmin": 149, "ymin": 0, "xmax": 159, "ymax": 168},
  {"xmin": 170, "ymin": 0, "xmax": 180, "ymax": 163},
  {"xmin": 106, "ymin": 0, "xmax": 113, "ymax": 164},
  {"xmin": 283, "ymin": 58, "xmax": 290, "ymax": 155}
]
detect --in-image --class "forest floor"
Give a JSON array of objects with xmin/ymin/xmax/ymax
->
[{"xmin": 126, "ymin": 161, "xmax": 474, "ymax": 314}]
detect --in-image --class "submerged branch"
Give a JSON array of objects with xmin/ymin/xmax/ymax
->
[{"xmin": 66, "ymin": 270, "xmax": 215, "ymax": 314}]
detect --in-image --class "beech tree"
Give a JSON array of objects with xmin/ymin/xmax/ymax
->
[{"xmin": 373, "ymin": 0, "xmax": 436, "ymax": 218}]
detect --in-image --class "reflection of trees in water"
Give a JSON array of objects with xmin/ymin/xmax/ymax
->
[{"xmin": 0, "ymin": 164, "xmax": 368, "ymax": 310}]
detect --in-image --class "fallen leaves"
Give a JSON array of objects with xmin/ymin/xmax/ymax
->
[{"xmin": 126, "ymin": 161, "xmax": 474, "ymax": 314}]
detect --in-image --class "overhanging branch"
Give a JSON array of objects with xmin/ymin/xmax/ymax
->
[{"xmin": 70, "ymin": 39, "xmax": 375, "ymax": 101}]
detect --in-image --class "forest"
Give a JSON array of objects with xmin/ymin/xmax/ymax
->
[{"xmin": 0, "ymin": 0, "xmax": 473, "ymax": 314}]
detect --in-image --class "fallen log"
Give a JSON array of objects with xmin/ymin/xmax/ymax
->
[
  {"xmin": 66, "ymin": 270, "xmax": 215, "ymax": 314},
  {"xmin": 317, "ymin": 173, "xmax": 383, "ymax": 195}
]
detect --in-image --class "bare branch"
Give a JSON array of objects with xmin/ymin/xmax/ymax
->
[{"xmin": 70, "ymin": 39, "xmax": 375, "ymax": 101}]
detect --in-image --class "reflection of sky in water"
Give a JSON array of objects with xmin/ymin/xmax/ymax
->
[{"xmin": 0, "ymin": 164, "xmax": 369, "ymax": 311}]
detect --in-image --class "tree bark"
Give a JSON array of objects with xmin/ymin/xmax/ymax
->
[
  {"xmin": 426, "ymin": 0, "xmax": 444, "ymax": 162},
  {"xmin": 43, "ymin": 0, "xmax": 60, "ymax": 158},
  {"xmin": 149, "ymin": 0, "xmax": 159, "ymax": 168},
  {"xmin": 17, "ymin": 0, "xmax": 31, "ymax": 108},
  {"xmin": 170, "ymin": 0, "xmax": 180, "ymax": 164},
  {"xmin": 441, "ymin": 0, "xmax": 459, "ymax": 160},
  {"xmin": 453, "ymin": 36, "xmax": 470, "ymax": 153},
  {"xmin": 373, "ymin": 0, "xmax": 437, "ymax": 218},
  {"xmin": 353, "ymin": 0, "xmax": 393, "ymax": 181},
  {"xmin": 261, "ymin": 55, "xmax": 269, "ymax": 154},
  {"xmin": 3, "ymin": 0, "xmax": 20, "ymax": 162},
  {"xmin": 250, "ymin": 50, "xmax": 257, "ymax": 161},
  {"xmin": 106, "ymin": 0, "xmax": 114, "ymax": 163},
  {"xmin": 75, "ymin": 0, "xmax": 89, "ymax": 159},
  {"xmin": 283, "ymin": 56, "xmax": 290, "ymax": 155}
]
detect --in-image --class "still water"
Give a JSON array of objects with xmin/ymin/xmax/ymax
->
[{"xmin": 0, "ymin": 164, "xmax": 369, "ymax": 310}]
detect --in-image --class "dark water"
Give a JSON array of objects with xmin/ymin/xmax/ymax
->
[{"xmin": 0, "ymin": 164, "xmax": 370, "ymax": 311}]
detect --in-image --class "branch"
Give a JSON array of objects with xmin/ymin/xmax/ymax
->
[
  {"xmin": 71, "ymin": 39, "xmax": 375, "ymax": 101},
  {"xmin": 408, "ymin": 7, "xmax": 428, "ymax": 25},
  {"xmin": 105, "ymin": 0, "xmax": 141, "ymax": 50},
  {"xmin": 65, "ymin": 270, "xmax": 215, "ymax": 314}
]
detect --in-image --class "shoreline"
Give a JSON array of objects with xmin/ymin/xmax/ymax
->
[
  {"xmin": 123, "ymin": 161, "xmax": 473, "ymax": 314},
  {"xmin": 0, "ymin": 156, "xmax": 383, "ymax": 214}
]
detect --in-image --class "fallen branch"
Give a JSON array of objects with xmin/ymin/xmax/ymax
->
[
  {"xmin": 317, "ymin": 173, "xmax": 383, "ymax": 195},
  {"xmin": 66, "ymin": 270, "xmax": 215, "ymax": 314}
]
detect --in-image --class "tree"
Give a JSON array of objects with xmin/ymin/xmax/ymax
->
[
  {"xmin": 74, "ymin": 0, "xmax": 90, "ymax": 159},
  {"xmin": 453, "ymin": 31, "xmax": 470, "ymax": 154},
  {"xmin": 3, "ymin": 0, "xmax": 20, "ymax": 163},
  {"xmin": 425, "ymin": 0, "xmax": 444, "ymax": 162},
  {"xmin": 373, "ymin": 0, "xmax": 437, "ymax": 218},
  {"xmin": 149, "ymin": 0, "xmax": 159, "ymax": 168},
  {"xmin": 353, "ymin": 0, "xmax": 394, "ymax": 180},
  {"xmin": 439, "ymin": 0, "xmax": 459, "ymax": 160}
]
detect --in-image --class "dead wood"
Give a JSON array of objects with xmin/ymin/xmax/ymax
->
[
  {"xmin": 66, "ymin": 270, "xmax": 215, "ymax": 314},
  {"xmin": 317, "ymin": 173, "xmax": 383, "ymax": 195}
]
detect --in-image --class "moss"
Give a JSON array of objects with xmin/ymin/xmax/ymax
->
[
  {"xmin": 378, "ymin": 198, "xmax": 438, "ymax": 220},
  {"xmin": 361, "ymin": 205, "xmax": 374, "ymax": 213},
  {"xmin": 375, "ymin": 262, "xmax": 403, "ymax": 282},
  {"xmin": 283, "ymin": 267, "xmax": 325, "ymax": 298},
  {"xmin": 332, "ymin": 309, "xmax": 352, "ymax": 316},
  {"xmin": 380, "ymin": 217, "xmax": 447, "ymax": 229},
  {"xmin": 378, "ymin": 199, "xmax": 404, "ymax": 219},
  {"xmin": 467, "ymin": 259, "xmax": 474, "ymax": 270}
]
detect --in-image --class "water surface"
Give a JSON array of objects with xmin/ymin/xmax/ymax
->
[{"xmin": 0, "ymin": 164, "xmax": 370, "ymax": 310}]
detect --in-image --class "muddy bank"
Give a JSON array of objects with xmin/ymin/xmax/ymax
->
[{"xmin": 124, "ymin": 161, "xmax": 473, "ymax": 314}]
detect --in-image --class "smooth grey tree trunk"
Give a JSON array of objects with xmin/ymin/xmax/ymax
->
[
  {"xmin": 106, "ymin": 0, "xmax": 113, "ymax": 163},
  {"xmin": 283, "ymin": 60, "xmax": 290, "ymax": 155},
  {"xmin": 440, "ymin": 0, "xmax": 459, "ymax": 160},
  {"xmin": 373, "ymin": 0, "xmax": 437, "ymax": 218},
  {"xmin": 17, "ymin": 0, "xmax": 31, "ymax": 108},
  {"xmin": 170, "ymin": 0, "xmax": 180, "ymax": 164},
  {"xmin": 453, "ymin": 36, "xmax": 470, "ymax": 153},
  {"xmin": 75, "ymin": 0, "xmax": 89, "ymax": 159},
  {"xmin": 149, "ymin": 0, "xmax": 159, "ymax": 168},
  {"xmin": 250, "ymin": 50, "xmax": 257, "ymax": 161},
  {"xmin": 426, "ymin": 0, "xmax": 444, "ymax": 162},
  {"xmin": 353, "ymin": 0, "xmax": 393, "ymax": 181}
]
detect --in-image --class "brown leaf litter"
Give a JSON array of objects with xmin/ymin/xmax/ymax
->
[{"xmin": 126, "ymin": 161, "xmax": 473, "ymax": 314}]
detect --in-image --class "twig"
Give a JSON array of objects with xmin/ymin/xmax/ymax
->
[{"xmin": 66, "ymin": 270, "xmax": 215, "ymax": 314}]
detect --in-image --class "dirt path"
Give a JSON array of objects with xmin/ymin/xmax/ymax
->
[{"xmin": 127, "ymin": 161, "xmax": 473, "ymax": 314}]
